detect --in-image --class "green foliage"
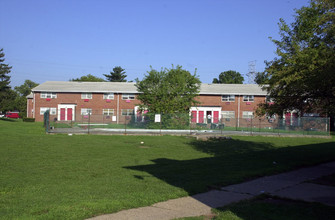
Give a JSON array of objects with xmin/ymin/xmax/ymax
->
[
  {"xmin": 136, "ymin": 65, "xmax": 201, "ymax": 114},
  {"xmin": 139, "ymin": 113, "xmax": 191, "ymax": 129},
  {"xmin": 0, "ymin": 48, "xmax": 11, "ymax": 94},
  {"xmin": 212, "ymin": 70, "xmax": 244, "ymax": 84},
  {"xmin": 23, "ymin": 117, "xmax": 35, "ymax": 122},
  {"xmin": 0, "ymin": 48, "xmax": 13, "ymax": 113},
  {"xmin": 104, "ymin": 66, "xmax": 127, "ymax": 82},
  {"xmin": 254, "ymin": 72, "xmax": 270, "ymax": 84},
  {"xmin": 261, "ymin": 0, "xmax": 335, "ymax": 117},
  {"xmin": 0, "ymin": 89, "xmax": 17, "ymax": 112},
  {"xmin": 70, "ymin": 74, "xmax": 105, "ymax": 82}
]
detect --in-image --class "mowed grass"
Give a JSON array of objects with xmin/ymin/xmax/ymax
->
[{"xmin": 0, "ymin": 119, "xmax": 334, "ymax": 219}]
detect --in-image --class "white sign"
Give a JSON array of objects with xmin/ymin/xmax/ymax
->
[
  {"xmin": 112, "ymin": 116, "xmax": 117, "ymax": 122},
  {"xmin": 155, "ymin": 114, "xmax": 161, "ymax": 123}
]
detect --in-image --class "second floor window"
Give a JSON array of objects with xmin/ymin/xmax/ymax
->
[
  {"xmin": 81, "ymin": 93, "xmax": 92, "ymax": 99},
  {"xmin": 103, "ymin": 93, "xmax": 114, "ymax": 99},
  {"xmin": 221, "ymin": 95, "xmax": 235, "ymax": 102},
  {"xmin": 243, "ymin": 95, "xmax": 254, "ymax": 102},
  {"xmin": 41, "ymin": 92, "xmax": 57, "ymax": 99},
  {"xmin": 122, "ymin": 93, "xmax": 135, "ymax": 100}
]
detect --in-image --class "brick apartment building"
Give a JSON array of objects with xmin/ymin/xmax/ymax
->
[{"xmin": 27, "ymin": 81, "xmax": 268, "ymax": 126}]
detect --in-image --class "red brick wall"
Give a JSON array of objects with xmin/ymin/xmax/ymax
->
[
  {"xmin": 30, "ymin": 92, "xmax": 266, "ymax": 122},
  {"xmin": 196, "ymin": 95, "xmax": 266, "ymax": 118},
  {"xmin": 27, "ymin": 98, "xmax": 34, "ymax": 118},
  {"xmin": 32, "ymin": 92, "xmax": 142, "ymax": 122}
]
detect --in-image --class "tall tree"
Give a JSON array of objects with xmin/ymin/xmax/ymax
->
[
  {"xmin": 212, "ymin": 70, "xmax": 244, "ymax": 84},
  {"xmin": 0, "ymin": 48, "xmax": 13, "ymax": 113},
  {"xmin": 258, "ymin": 0, "xmax": 335, "ymax": 119},
  {"xmin": 15, "ymin": 80, "xmax": 39, "ymax": 97},
  {"xmin": 254, "ymin": 72, "xmax": 270, "ymax": 84},
  {"xmin": 70, "ymin": 74, "xmax": 105, "ymax": 82},
  {"xmin": 0, "ymin": 48, "xmax": 11, "ymax": 94},
  {"xmin": 136, "ymin": 65, "xmax": 201, "ymax": 114},
  {"xmin": 104, "ymin": 66, "xmax": 127, "ymax": 82}
]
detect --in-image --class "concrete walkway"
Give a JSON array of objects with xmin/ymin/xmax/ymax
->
[{"xmin": 88, "ymin": 161, "xmax": 335, "ymax": 220}]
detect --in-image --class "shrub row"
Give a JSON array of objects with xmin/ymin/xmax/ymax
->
[{"xmin": 23, "ymin": 117, "xmax": 35, "ymax": 122}]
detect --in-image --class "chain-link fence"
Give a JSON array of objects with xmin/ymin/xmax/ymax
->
[{"xmin": 48, "ymin": 113, "xmax": 330, "ymax": 136}]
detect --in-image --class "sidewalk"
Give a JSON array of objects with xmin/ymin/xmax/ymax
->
[{"xmin": 88, "ymin": 161, "xmax": 335, "ymax": 220}]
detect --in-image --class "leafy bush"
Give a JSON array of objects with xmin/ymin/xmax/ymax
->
[{"xmin": 23, "ymin": 117, "xmax": 35, "ymax": 122}]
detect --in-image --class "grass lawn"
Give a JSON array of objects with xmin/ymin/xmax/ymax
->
[
  {"xmin": 178, "ymin": 195, "xmax": 335, "ymax": 220},
  {"xmin": 0, "ymin": 119, "xmax": 334, "ymax": 219}
]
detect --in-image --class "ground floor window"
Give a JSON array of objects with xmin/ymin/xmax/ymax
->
[
  {"xmin": 81, "ymin": 108, "xmax": 92, "ymax": 115},
  {"xmin": 121, "ymin": 109, "xmax": 134, "ymax": 116},
  {"xmin": 221, "ymin": 111, "xmax": 235, "ymax": 118},
  {"xmin": 242, "ymin": 111, "xmax": 254, "ymax": 119},
  {"xmin": 103, "ymin": 109, "xmax": 114, "ymax": 115},
  {"xmin": 40, "ymin": 107, "xmax": 57, "ymax": 115}
]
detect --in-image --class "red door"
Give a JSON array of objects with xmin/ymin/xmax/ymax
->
[
  {"xmin": 213, "ymin": 111, "xmax": 219, "ymax": 123},
  {"xmin": 67, "ymin": 108, "xmax": 72, "ymax": 121},
  {"xmin": 191, "ymin": 111, "xmax": 197, "ymax": 123},
  {"xmin": 198, "ymin": 111, "xmax": 204, "ymax": 123},
  {"xmin": 60, "ymin": 108, "xmax": 66, "ymax": 121}
]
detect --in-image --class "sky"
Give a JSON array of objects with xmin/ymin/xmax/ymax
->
[{"xmin": 1, "ymin": 0, "xmax": 310, "ymax": 88}]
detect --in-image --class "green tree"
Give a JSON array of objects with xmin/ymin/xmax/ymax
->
[
  {"xmin": 70, "ymin": 74, "xmax": 105, "ymax": 82},
  {"xmin": 0, "ymin": 48, "xmax": 11, "ymax": 94},
  {"xmin": 212, "ymin": 70, "xmax": 244, "ymax": 84},
  {"xmin": 136, "ymin": 65, "xmax": 201, "ymax": 114},
  {"xmin": 104, "ymin": 66, "xmax": 127, "ymax": 82},
  {"xmin": 15, "ymin": 80, "xmax": 39, "ymax": 97},
  {"xmin": 0, "ymin": 48, "xmax": 13, "ymax": 113},
  {"xmin": 258, "ymin": 0, "xmax": 335, "ymax": 119},
  {"xmin": 0, "ymin": 89, "xmax": 17, "ymax": 113},
  {"xmin": 254, "ymin": 72, "xmax": 270, "ymax": 84}
]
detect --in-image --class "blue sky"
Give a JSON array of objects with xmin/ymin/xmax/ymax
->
[{"xmin": 1, "ymin": 0, "xmax": 310, "ymax": 87}]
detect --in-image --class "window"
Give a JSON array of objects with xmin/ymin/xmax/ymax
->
[
  {"xmin": 221, "ymin": 95, "xmax": 235, "ymax": 102},
  {"xmin": 103, "ymin": 109, "xmax": 114, "ymax": 115},
  {"xmin": 243, "ymin": 95, "xmax": 254, "ymax": 102},
  {"xmin": 81, "ymin": 108, "xmax": 92, "ymax": 115},
  {"xmin": 242, "ymin": 111, "xmax": 254, "ymax": 119},
  {"xmin": 103, "ymin": 93, "xmax": 114, "ymax": 100},
  {"xmin": 41, "ymin": 92, "xmax": 57, "ymax": 99},
  {"xmin": 221, "ymin": 111, "xmax": 235, "ymax": 118},
  {"xmin": 40, "ymin": 107, "xmax": 57, "ymax": 115},
  {"xmin": 81, "ymin": 93, "xmax": 92, "ymax": 99},
  {"xmin": 121, "ymin": 109, "xmax": 134, "ymax": 116},
  {"xmin": 122, "ymin": 93, "xmax": 135, "ymax": 100}
]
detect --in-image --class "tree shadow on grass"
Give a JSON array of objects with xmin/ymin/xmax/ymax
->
[{"xmin": 124, "ymin": 138, "xmax": 335, "ymax": 198}]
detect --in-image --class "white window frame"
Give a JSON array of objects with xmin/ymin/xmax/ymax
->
[
  {"xmin": 103, "ymin": 109, "xmax": 114, "ymax": 115},
  {"xmin": 103, "ymin": 93, "xmax": 114, "ymax": 100},
  {"xmin": 81, "ymin": 93, "xmax": 92, "ymax": 99},
  {"xmin": 122, "ymin": 93, "xmax": 135, "ymax": 100},
  {"xmin": 121, "ymin": 109, "xmax": 134, "ymax": 116},
  {"xmin": 221, "ymin": 95, "xmax": 235, "ymax": 102},
  {"xmin": 221, "ymin": 111, "xmax": 235, "ymax": 118},
  {"xmin": 41, "ymin": 92, "xmax": 57, "ymax": 99},
  {"xmin": 242, "ymin": 111, "xmax": 254, "ymax": 119},
  {"xmin": 81, "ymin": 108, "xmax": 92, "ymax": 115},
  {"xmin": 40, "ymin": 107, "xmax": 57, "ymax": 115},
  {"xmin": 243, "ymin": 95, "xmax": 254, "ymax": 102}
]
